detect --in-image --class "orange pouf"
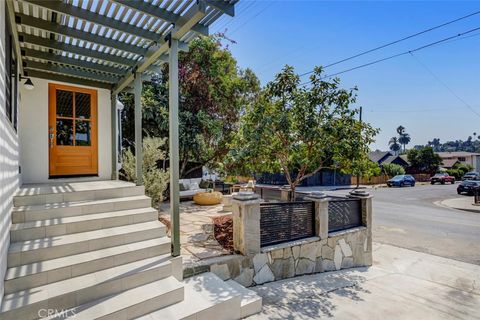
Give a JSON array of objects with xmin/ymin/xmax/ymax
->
[{"xmin": 193, "ymin": 191, "xmax": 223, "ymax": 205}]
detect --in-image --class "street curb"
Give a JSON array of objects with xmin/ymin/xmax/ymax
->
[{"xmin": 436, "ymin": 199, "xmax": 480, "ymax": 214}]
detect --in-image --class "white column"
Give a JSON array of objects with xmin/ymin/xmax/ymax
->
[
  {"xmin": 169, "ymin": 37, "xmax": 180, "ymax": 257},
  {"xmin": 134, "ymin": 73, "xmax": 143, "ymax": 185},
  {"xmin": 110, "ymin": 94, "xmax": 118, "ymax": 180}
]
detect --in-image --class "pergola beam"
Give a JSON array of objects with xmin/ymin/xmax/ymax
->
[
  {"xmin": 112, "ymin": 0, "xmax": 209, "ymax": 36},
  {"xmin": 205, "ymin": 0, "xmax": 235, "ymax": 17},
  {"xmin": 21, "ymin": 0, "xmax": 161, "ymax": 42},
  {"xmin": 22, "ymin": 48, "xmax": 126, "ymax": 75},
  {"xmin": 24, "ymin": 60, "xmax": 119, "ymax": 83},
  {"xmin": 19, "ymin": 33, "xmax": 137, "ymax": 67},
  {"xmin": 16, "ymin": 13, "xmax": 147, "ymax": 56},
  {"xmin": 112, "ymin": 1, "xmax": 207, "ymax": 95},
  {"xmin": 25, "ymin": 69, "xmax": 112, "ymax": 89}
]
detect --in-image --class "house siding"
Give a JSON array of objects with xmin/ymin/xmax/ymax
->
[
  {"xmin": 19, "ymin": 78, "xmax": 112, "ymax": 183},
  {"xmin": 0, "ymin": 2, "xmax": 21, "ymax": 305}
]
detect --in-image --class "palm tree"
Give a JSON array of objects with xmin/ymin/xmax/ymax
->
[
  {"xmin": 399, "ymin": 133, "xmax": 411, "ymax": 152},
  {"xmin": 389, "ymin": 137, "xmax": 401, "ymax": 155},
  {"xmin": 396, "ymin": 125, "xmax": 405, "ymax": 136}
]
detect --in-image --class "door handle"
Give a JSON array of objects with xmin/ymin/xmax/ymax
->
[{"xmin": 49, "ymin": 127, "xmax": 54, "ymax": 148}]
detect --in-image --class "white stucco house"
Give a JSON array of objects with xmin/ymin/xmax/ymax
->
[{"xmin": 0, "ymin": 1, "xmax": 261, "ymax": 319}]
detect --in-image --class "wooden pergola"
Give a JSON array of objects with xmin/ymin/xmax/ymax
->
[{"xmin": 5, "ymin": 0, "xmax": 238, "ymax": 256}]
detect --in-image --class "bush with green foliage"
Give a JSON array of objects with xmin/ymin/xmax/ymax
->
[
  {"xmin": 447, "ymin": 163, "xmax": 474, "ymax": 179},
  {"xmin": 121, "ymin": 137, "xmax": 169, "ymax": 207},
  {"xmin": 382, "ymin": 163, "xmax": 405, "ymax": 177}
]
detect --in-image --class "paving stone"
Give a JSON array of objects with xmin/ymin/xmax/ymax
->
[
  {"xmin": 296, "ymin": 258, "xmax": 315, "ymax": 275},
  {"xmin": 339, "ymin": 238, "xmax": 353, "ymax": 257},
  {"xmin": 341, "ymin": 257, "xmax": 354, "ymax": 269},
  {"xmin": 253, "ymin": 253, "xmax": 268, "ymax": 273},
  {"xmin": 323, "ymin": 259, "xmax": 336, "ymax": 272},
  {"xmin": 334, "ymin": 245, "xmax": 343, "ymax": 270},
  {"xmin": 253, "ymin": 265, "xmax": 275, "ymax": 285},
  {"xmin": 234, "ymin": 268, "xmax": 254, "ymax": 287},
  {"xmin": 292, "ymin": 246, "xmax": 300, "ymax": 260},
  {"xmin": 321, "ymin": 245, "xmax": 334, "ymax": 260},
  {"xmin": 299, "ymin": 242, "xmax": 317, "ymax": 261},
  {"xmin": 210, "ymin": 263, "xmax": 230, "ymax": 280}
]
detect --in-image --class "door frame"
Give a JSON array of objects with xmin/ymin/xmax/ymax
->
[{"xmin": 48, "ymin": 83, "xmax": 98, "ymax": 177}]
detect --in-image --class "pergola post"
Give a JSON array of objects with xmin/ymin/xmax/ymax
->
[
  {"xmin": 134, "ymin": 72, "xmax": 143, "ymax": 186},
  {"xmin": 111, "ymin": 93, "xmax": 118, "ymax": 180},
  {"xmin": 168, "ymin": 36, "xmax": 180, "ymax": 257}
]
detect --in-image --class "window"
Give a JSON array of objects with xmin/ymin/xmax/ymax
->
[
  {"xmin": 458, "ymin": 157, "xmax": 466, "ymax": 162},
  {"xmin": 4, "ymin": 5, "xmax": 18, "ymax": 130}
]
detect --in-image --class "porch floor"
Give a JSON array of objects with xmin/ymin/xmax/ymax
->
[{"xmin": 16, "ymin": 179, "xmax": 135, "ymax": 196}]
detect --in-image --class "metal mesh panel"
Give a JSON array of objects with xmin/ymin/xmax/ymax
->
[
  {"xmin": 255, "ymin": 186, "xmax": 282, "ymax": 201},
  {"xmin": 260, "ymin": 201, "xmax": 315, "ymax": 247},
  {"xmin": 328, "ymin": 198, "xmax": 362, "ymax": 232}
]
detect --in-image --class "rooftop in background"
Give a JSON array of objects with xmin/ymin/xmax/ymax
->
[
  {"xmin": 9, "ymin": 0, "xmax": 237, "ymax": 94},
  {"xmin": 437, "ymin": 152, "xmax": 480, "ymax": 157}
]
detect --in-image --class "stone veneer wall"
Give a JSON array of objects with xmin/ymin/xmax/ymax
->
[{"xmin": 209, "ymin": 226, "xmax": 370, "ymax": 287}]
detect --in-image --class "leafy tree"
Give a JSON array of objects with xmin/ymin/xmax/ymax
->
[
  {"xmin": 389, "ymin": 137, "xmax": 401, "ymax": 155},
  {"xmin": 120, "ymin": 35, "xmax": 260, "ymax": 177},
  {"xmin": 228, "ymin": 65, "xmax": 378, "ymax": 197},
  {"xmin": 382, "ymin": 163, "xmax": 405, "ymax": 177},
  {"xmin": 407, "ymin": 146, "xmax": 442, "ymax": 174}
]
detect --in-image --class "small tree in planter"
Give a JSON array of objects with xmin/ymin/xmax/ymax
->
[
  {"xmin": 121, "ymin": 137, "xmax": 170, "ymax": 208},
  {"xmin": 228, "ymin": 65, "xmax": 378, "ymax": 199}
]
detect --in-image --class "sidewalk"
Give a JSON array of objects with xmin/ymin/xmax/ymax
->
[
  {"xmin": 439, "ymin": 197, "xmax": 480, "ymax": 213},
  {"xmin": 247, "ymin": 242, "xmax": 480, "ymax": 319}
]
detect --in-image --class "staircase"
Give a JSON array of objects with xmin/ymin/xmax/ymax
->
[{"xmin": 1, "ymin": 180, "xmax": 261, "ymax": 320}]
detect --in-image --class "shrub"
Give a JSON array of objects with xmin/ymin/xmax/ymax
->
[
  {"xmin": 446, "ymin": 169, "xmax": 461, "ymax": 180},
  {"xmin": 382, "ymin": 163, "xmax": 405, "ymax": 177},
  {"xmin": 121, "ymin": 137, "xmax": 169, "ymax": 208}
]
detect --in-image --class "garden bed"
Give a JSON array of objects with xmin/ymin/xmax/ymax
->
[{"xmin": 212, "ymin": 215, "xmax": 234, "ymax": 253}]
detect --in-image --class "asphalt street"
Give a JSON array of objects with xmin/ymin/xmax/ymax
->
[{"xmin": 363, "ymin": 184, "xmax": 480, "ymax": 265}]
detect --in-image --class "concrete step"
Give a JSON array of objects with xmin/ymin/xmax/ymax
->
[
  {"xmin": 5, "ymin": 238, "xmax": 171, "ymax": 293},
  {"xmin": 226, "ymin": 280, "xmax": 263, "ymax": 318},
  {"xmin": 0, "ymin": 255, "xmax": 180, "ymax": 320},
  {"xmin": 12, "ymin": 195, "xmax": 152, "ymax": 223},
  {"xmin": 138, "ymin": 272, "xmax": 257, "ymax": 320},
  {"xmin": 46, "ymin": 276, "xmax": 184, "ymax": 320},
  {"xmin": 14, "ymin": 181, "xmax": 144, "ymax": 206},
  {"xmin": 10, "ymin": 207, "xmax": 158, "ymax": 241},
  {"xmin": 8, "ymin": 221, "xmax": 166, "ymax": 267}
]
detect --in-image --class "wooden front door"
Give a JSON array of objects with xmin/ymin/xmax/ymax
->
[{"xmin": 48, "ymin": 83, "xmax": 98, "ymax": 177}]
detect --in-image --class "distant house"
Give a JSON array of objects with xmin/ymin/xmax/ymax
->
[
  {"xmin": 368, "ymin": 151, "xmax": 410, "ymax": 167},
  {"xmin": 437, "ymin": 152, "xmax": 480, "ymax": 171}
]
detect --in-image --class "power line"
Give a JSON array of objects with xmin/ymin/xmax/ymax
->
[
  {"xmin": 299, "ymin": 10, "xmax": 480, "ymax": 77},
  {"xmin": 229, "ymin": 2, "xmax": 274, "ymax": 36},
  {"xmin": 300, "ymin": 26, "xmax": 480, "ymax": 86},
  {"xmin": 409, "ymin": 52, "xmax": 480, "ymax": 119}
]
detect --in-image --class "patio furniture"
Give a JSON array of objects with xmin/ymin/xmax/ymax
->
[
  {"xmin": 179, "ymin": 178, "xmax": 206, "ymax": 200},
  {"xmin": 193, "ymin": 191, "xmax": 223, "ymax": 205}
]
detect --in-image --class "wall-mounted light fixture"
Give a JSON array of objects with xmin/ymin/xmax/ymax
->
[{"xmin": 19, "ymin": 74, "xmax": 34, "ymax": 90}]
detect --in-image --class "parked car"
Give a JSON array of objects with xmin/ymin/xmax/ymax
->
[
  {"xmin": 457, "ymin": 180, "xmax": 480, "ymax": 196},
  {"xmin": 387, "ymin": 175, "xmax": 416, "ymax": 187},
  {"xmin": 462, "ymin": 172, "xmax": 480, "ymax": 181},
  {"xmin": 430, "ymin": 173, "xmax": 455, "ymax": 185}
]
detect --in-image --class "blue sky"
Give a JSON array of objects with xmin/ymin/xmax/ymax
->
[{"xmin": 211, "ymin": 1, "xmax": 480, "ymax": 151}]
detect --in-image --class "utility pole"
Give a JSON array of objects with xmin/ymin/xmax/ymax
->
[{"xmin": 356, "ymin": 106, "xmax": 363, "ymax": 188}]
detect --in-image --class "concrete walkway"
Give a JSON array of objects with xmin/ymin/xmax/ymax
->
[
  {"xmin": 439, "ymin": 197, "xmax": 480, "ymax": 213},
  {"xmin": 248, "ymin": 243, "xmax": 480, "ymax": 319}
]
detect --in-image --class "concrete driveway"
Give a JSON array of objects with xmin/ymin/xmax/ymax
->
[{"xmin": 248, "ymin": 242, "xmax": 480, "ymax": 320}]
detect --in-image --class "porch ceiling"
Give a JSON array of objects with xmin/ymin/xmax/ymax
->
[{"xmin": 7, "ymin": 0, "xmax": 237, "ymax": 93}]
